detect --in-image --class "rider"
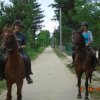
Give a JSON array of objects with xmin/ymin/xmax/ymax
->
[
  {"xmin": 0, "ymin": 20, "xmax": 33, "ymax": 84},
  {"xmin": 81, "ymin": 22, "xmax": 93, "ymax": 47},
  {"xmin": 81, "ymin": 22, "xmax": 96, "ymax": 67},
  {"xmin": 72, "ymin": 22, "xmax": 96, "ymax": 67},
  {"xmin": 13, "ymin": 20, "xmax": 33, "ymax": 84}
]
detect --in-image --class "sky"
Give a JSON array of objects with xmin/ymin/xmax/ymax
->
[
  {"xmin": 1, "ymin": 0, "xmax": 59, "ymax": 34},
  {"xmin": 37, "ymin": 0, "xmax": 59, "ymax": 34}
]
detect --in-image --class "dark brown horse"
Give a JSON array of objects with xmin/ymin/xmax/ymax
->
[
  {"xmin": 72, "ymin": 31, "xmax": 94, "ymax": 100},
  {"xmin": 2, "ymin": 27, "xmax": 25, "ymax": 100}
]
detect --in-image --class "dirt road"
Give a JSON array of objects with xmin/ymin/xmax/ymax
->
[{"xmin": 0, "ymin": 47, "xmax": 93, "ymax": 100}]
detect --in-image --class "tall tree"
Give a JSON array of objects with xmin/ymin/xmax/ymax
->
[
  {"xmin": 0, "ymin": 0, "xmax": 44, "ymax": 49},
  {"xmin": 51, "ymin": 0, "xmax": 76, "ymax": 45},
  {"xmin": 31, "ymin": 0, "xmax": 44, "ymax": 47},
  {"xmin": 36, "ymin": 30, "xmax": 50, "ymax": 47},
  {"xmin": 74, "ymin": 0, "xmax": 100, "ymax": 47}
]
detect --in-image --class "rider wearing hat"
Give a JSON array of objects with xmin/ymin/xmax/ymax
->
[
  {"xmin": 13, "ymin": 20, "xmax": 33, "ymax": 84},
  {"xmin": 0, "ymin": 20, "xmax": 33, "ymax": 84},
  {"xmin": 72, "ymin": 22, "xmax": 96, "ymax": 67},
  {"xmin": 81, "ymin": 22, "xmax": 93, "ymax": 47},
  {"xmin": 81, "ymin": 22, "xmax": 96, "ymax": 67}
]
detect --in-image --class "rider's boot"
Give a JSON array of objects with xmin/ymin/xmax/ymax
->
[
  {"xmin": 26, "ymin": 75, "xmax": 33, "ymax": 84},
  {"xmin": 23, "ymin": 55, "xmax": 33, "ymax": 84}
]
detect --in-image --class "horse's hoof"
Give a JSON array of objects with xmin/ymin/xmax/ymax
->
[
  {"xmin": 85, "ymin": 97, "xmax": 89, "ymax": 100},
  {"xmin": 77, "ymin": 94, "xmax": 82, "ymax": 99}
]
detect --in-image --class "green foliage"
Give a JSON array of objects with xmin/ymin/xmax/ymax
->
[
  {"xmin": 36, "ymin": 30, "xmax": 50, "ymax": 48},
  {"xmin": 25, "ymin": 46, "xmax": 45, "ymax": 60},
  {"xmin": 52, "ymin": 0, "xmax": 100, "ymax": 49},
  {"xmin": 74, "ymin": 0, "xmax": 100, "ymax": 47},
  {"xmin": 51, "ymin": 0, "xmax": 76, "ymax": 46},
  {"xmin": 53, "ymin": 48, "xmax": 66, "ymax": 58},
  {"xmin": 31, "ymin": 0, "xmax": 44, "ymax": 34},
  {"xmin": 0, "ymin": 0, "xmax": 44, "ymax": 49},
  {"xmin": 0, "ymin": 81, "xmax": 6, "ymax": 94}
]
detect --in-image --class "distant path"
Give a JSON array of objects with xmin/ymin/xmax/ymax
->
[{"xmin": 0, "ymin": 47, "xmax": 93, "ymax": 100}]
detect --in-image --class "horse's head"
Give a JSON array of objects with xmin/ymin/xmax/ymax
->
[
  {"xmin": 72, "ymin": 31, "xmax": 85, "ymax": 49},
  {"xmin": 2, "ymin": 26, "xmax": 17, "ymax": 52}
]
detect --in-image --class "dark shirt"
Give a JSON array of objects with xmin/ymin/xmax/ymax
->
[
  {"xmin": 15, "ymin": 32, "xmax": 26, "ymax": 46},
  {"xmin": 15, "ymin": 32, "xmax": 26, "ymax": 53}
]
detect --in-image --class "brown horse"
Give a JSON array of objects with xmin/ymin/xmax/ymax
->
[
  {"xmin": 2, "ymin": 27, "xmax": 25, "ymax": 100},
  {"xmin": 72, "ymin": 31, "xmax": 94, "ymax": 100}
]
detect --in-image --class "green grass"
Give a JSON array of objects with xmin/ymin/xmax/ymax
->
[
  {"xmin": 95, "ymin": 64, "xmax": 100, "ymax": 73},
  {"xmin": 53, "ymin": 48, "xmax": 66, "ymax": 59},
  {"xmin": 90, "ymin": 91, "xmax": 100, "ymax": 100},
  {"xmin": 26, "ymin": 47, "xmax": 45, "ymax": 60},
  {"xmin": 0, "ymin": 80, "xmax": 6, "ymax": 94}
]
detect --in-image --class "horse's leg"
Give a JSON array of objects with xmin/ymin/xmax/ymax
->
[
  {"xmin": 16, "ymin": 81, "xmax": 23, "ymax": 100},
  {"xmin": 89, "ymin": 73, "xmax": 92, "ymax": 83},
  {"xmin": 85, "ymin": 77, "xmax": 89, "ymax": 100},
  {"xmin": 77, "ymin": 75, "xmax": 82, "ymax": 99},
  {"xmin": 89, "ymin": 70, "xmax": 93, "ymax": 84},
  {"xmin": 6, "ymin": 82, "xmax": 12, "ymax": 100}
]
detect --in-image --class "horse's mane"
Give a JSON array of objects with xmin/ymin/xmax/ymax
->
[{"xmin": 3, "ymin": 26, "xmax": 14, "ymax": 35}]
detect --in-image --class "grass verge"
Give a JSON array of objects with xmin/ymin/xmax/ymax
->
[
  {"xmin": 53, "ymin": 48, "xmax": 66, "ymax": 59},
  {"xmin": 90, "ymin": 91, "xmax": 100, "ymax": 100},
  {"xmin": 95, "ymin": 64, "xmax": 100, "ymax": 73},
  {"xmin": 26, "ymin": 47, "xmax": 45, "ymax": 60},
  {"xmin": 0, "ymin": 81, "xmax": 6, "ymax": 94}
]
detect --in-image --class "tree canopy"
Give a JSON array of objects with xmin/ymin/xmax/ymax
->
[
  {"xmin": 51, "ymin": 0, "xmax": 100, "ymax": 47},
  {"xmin": 0, "ymin": 0, "xmax": 47, "ymax": 49}
]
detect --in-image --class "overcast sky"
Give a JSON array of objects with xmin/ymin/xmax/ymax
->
[
  {"xmin": 1, "ymin": 0, "xmax": 59, "ymax": 34},
  {"xmin": 37, "ymin": 0, "xmax": 59, "ymax": 34}
]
